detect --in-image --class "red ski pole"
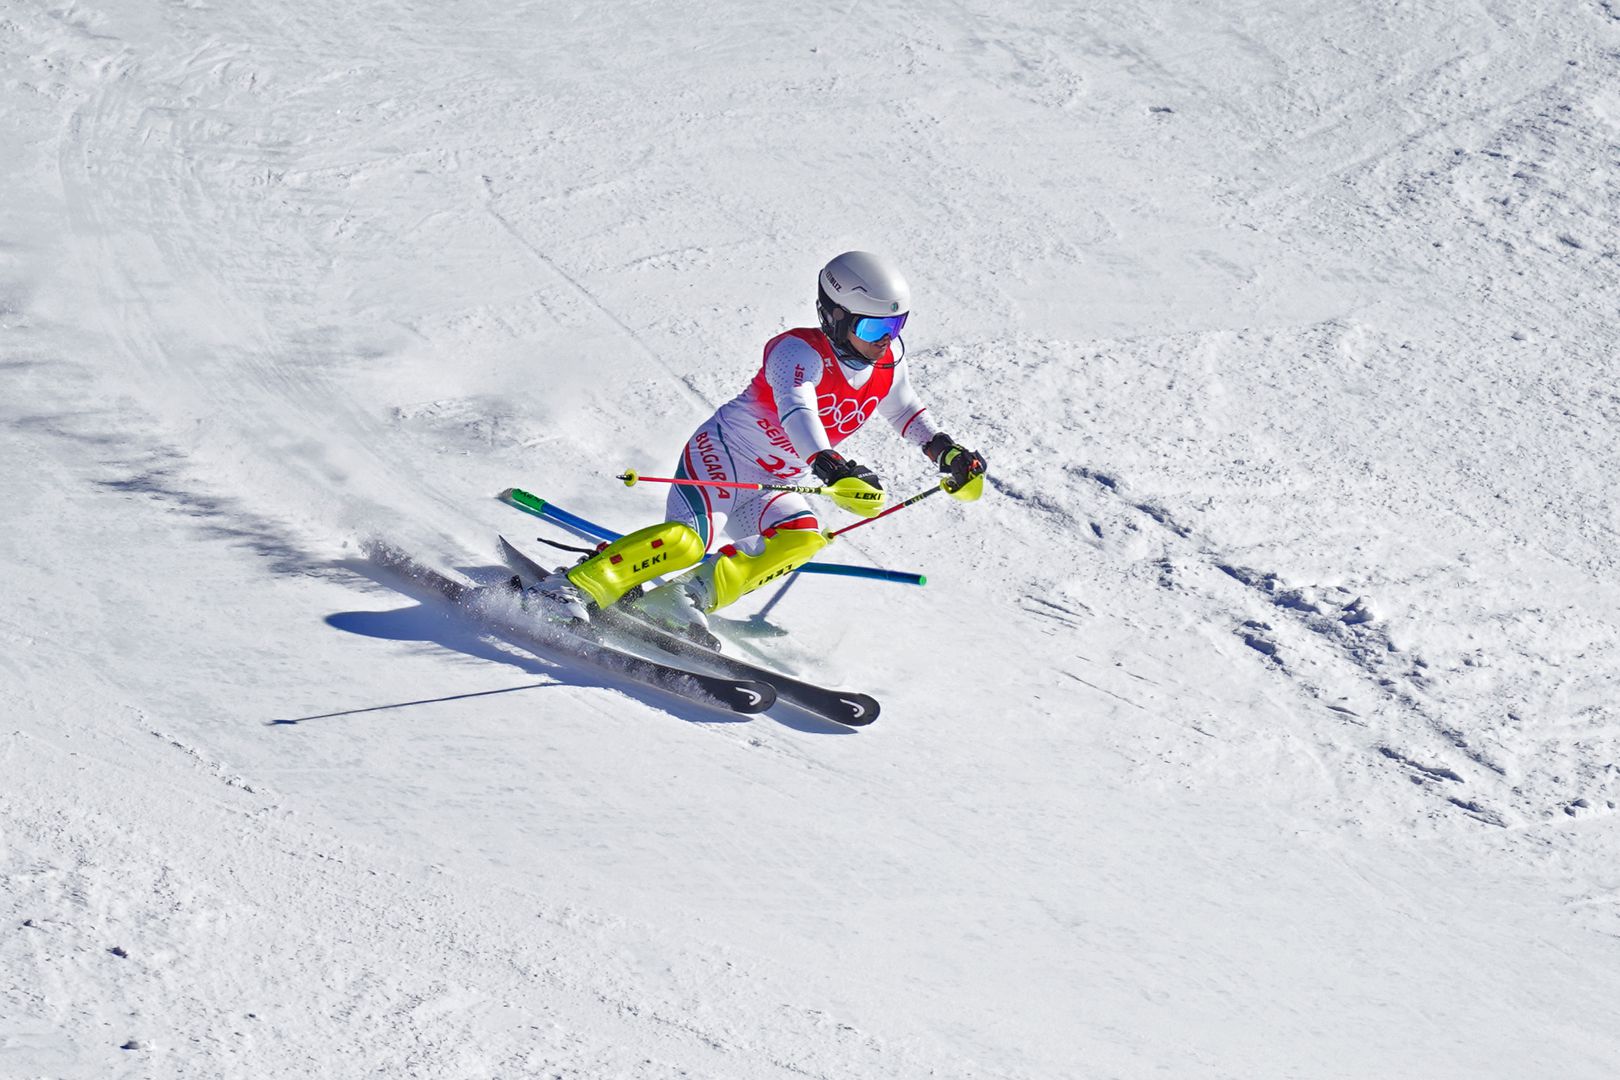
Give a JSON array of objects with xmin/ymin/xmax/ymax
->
[
  {"xmin": 617, "ymin": 469, "xmax": 832, "ymax": 496},
  {"xmin": 823, "ymin": 479, "xmax": 952, "ymax": 541}
]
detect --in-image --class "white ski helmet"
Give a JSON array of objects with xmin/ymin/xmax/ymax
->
[{"xmin": 816, "ymin": 251, "xmax": 911, "ymax": 357}]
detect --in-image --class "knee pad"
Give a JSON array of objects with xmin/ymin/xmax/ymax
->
[
  {"xmin": 565, "ymin": 522, "xmax": 706, "ymax": 609},
  {"xmin": 701, "ymin": 527, "xmax": 828, "ymax": 612}
]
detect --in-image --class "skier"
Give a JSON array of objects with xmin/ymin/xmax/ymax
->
[{"xmin": 529, "ymin": 250, "xmax": 987, "ymax": 636}]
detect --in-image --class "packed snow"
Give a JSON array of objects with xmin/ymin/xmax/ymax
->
[{"xmin": 4, "ymin": 1, "xmax": 1619, "ymax": 1077}]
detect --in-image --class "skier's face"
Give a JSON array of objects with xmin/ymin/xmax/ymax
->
[{"xmin": 845, "ymin": 326, "xmax": 892, "ymax": 363}]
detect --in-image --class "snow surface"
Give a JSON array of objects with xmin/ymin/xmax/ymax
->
[{"xmin": 4, "ymin": 1, "xmax": 1620, "ymax": 1076}]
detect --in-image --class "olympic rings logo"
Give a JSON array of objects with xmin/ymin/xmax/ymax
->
[{"xmin": 818, "ymin": 393, "xmax": 879, "ymax": 435}]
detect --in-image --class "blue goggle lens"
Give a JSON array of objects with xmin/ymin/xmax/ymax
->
[{"xmin": 851, "ymin": 312, "xmax": 908, "ymax": 342}]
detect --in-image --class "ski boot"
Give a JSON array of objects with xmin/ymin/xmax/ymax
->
[
  {"xmin": 634, "ymin": 572, "xmax": 720, "ymax": 648},
  {"xmin": 521, "ymin": 574, "xmax": 591, "ymax": 625}
]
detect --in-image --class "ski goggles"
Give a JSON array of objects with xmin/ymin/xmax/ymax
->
[{"xmin": 850, "ymin": 311, "xmax": 908, "ymax": 342}]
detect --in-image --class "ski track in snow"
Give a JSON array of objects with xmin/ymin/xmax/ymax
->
[{"xmin": 5, "ymin": 0, "xmax": 1620, "ymax": 1076}]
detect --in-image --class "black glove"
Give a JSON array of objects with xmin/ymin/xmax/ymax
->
[
  {"xmin": 924, "ymin": 433, "xmax": 987, "ymax": 488},
  {"xmin": 810, "ymin": 449, "xmax": 882, "ymax": 490}
]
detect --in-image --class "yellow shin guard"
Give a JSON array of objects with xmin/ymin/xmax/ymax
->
[
  {"xmin": 695, "ymin": 528, "xmax": 829, "ymax": 612},
  {"xmin": 565, "ymin": 521, "xmax": 706, "ymax": 609}
]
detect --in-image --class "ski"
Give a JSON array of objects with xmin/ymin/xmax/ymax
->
[
  {"xmin": 497, "ymin": 535, "xmax": 880, "ymax": 727},
  {"xmin": 364, "ymin": 540, "xmax": 776, "ymax": 716}
]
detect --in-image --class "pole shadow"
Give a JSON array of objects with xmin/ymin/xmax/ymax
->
[{"xmin": 270, "ymin": 679, "xmax": 561, "ymax": 725}]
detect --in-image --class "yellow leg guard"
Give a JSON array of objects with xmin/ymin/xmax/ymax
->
[
  {"xmin": 697, "ymin": 529, "xmax": 828, "ymax": 612},
  {"xmin": 565, "ymin": 522, "xmax": 705, "ymax": 609}
]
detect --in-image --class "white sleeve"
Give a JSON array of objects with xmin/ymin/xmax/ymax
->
[
  {"xmin": 763, "ymin": 335, "xmax": 832, "ymax": 460},
  {"xmin": 878, "ymin": 349, "xmax": 942, "ymax": 450}
]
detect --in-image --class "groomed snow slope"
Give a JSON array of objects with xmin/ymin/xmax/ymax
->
[{"xmin": 4, "ymin": 2, "xmax": 1620, "ymax": 1077}]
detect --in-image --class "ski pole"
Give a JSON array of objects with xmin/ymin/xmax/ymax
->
[
  {"xmin": 500, "ymin": 487, "xmax": 927, "ymax": 585},
  {"xmin": 823, "ymin": 478, "xmax": 953, "ymax": 542},
  {"xmin": 617, "ymin": 469, "xmax": 832, "ymax": 497}
]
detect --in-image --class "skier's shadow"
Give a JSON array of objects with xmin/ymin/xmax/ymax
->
[
  {"xmin": 287, "ymin": 560, "xmax": 849, "ymax": 734},
  {"xmin": 264, "ymin": 594, "xmax": 575, "ymax": 725}
]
